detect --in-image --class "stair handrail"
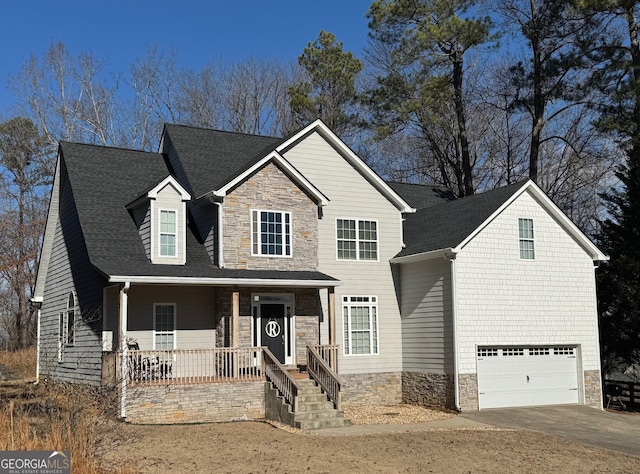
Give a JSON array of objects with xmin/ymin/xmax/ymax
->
[
  {"xmin": 262, "ymin": 347, "xmax": 301, "ymax": 412},
  {"xmin": 307, "ymin": 345, "xmax": 342, "ymax": 409}
]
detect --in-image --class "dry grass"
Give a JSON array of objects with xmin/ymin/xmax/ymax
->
[
  {"xmin": 0, "ymin": 349, "xmax": 133, "ymax": 473},
  {"xmin": 0, "ymin": 346, "xmax": 37, "ymax": 379}
]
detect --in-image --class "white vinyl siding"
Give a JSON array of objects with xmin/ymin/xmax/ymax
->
[
  {"xmin": 251, "ymin": 210, "xmax": 291, "ymax": 257},
  {"xmin": 454, "ymin": 189, "xmax": 601, "ymax": 386},
  {"xmin": 518, "ymin": 218, "xmax": 535, "ymax": 259},
  {"xmin": 336, "ymin": 219, "xmax": 378, "ymax": 261},
  {"xmin": 154, "ymin": 304, "xmax": 176, "ymax": 350},
  {"xmin": 343, "ymin": 296, "xmax": 379, "ymax": 355},
  {"xmin": 400, "ymin": 258, "xmax": 453, "ymax": 373},
  {"xmin": 284, "ymin": 131, "xmax": 404, "ymax": 376},
  {"xmin": 159, "ymin": 210, "xmax": 177, "ymax": 257}
]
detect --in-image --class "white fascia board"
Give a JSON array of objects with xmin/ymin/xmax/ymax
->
[
  {"xmin": 452, "ymin": 180, "xmax": 608, "ymax": 262},
  {"xmin": 108, "ymin": 275, "xmax": 343, "ymax": 287},
  {"xmin": 524, "ymin": 182, "xmax": 609, "ymax": 262},
  {"xmin": 276, "ymin": 120, "xmax": 415, "ymax": 214},
  {"xmin": 205, "ymin": 151, "xmax": 329, "ymax": 206},
  {"xmin": 390, "ymin": 248, "xmax": 456, "ymax": 264},
  {"xmin": 148, "ymin": 175, "xmax": 191, "ymax": 201},
  {"xmin": 34, "ymin": 152, "xmax": 62, "ymax": 300}
]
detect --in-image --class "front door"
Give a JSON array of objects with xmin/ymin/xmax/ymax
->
[{"xmin": 260, "ymin": 303, "xmax": 286, "ymax": 363}]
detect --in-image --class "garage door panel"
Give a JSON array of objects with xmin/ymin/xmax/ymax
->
[{"xmin": 477, "ymin": 347, "xmax": 579, "ymax": 409}]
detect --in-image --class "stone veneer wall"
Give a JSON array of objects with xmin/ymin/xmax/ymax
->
[
  {"xmin": 125, "ymin": 382, "xmax": 265, "ymax": 424},
  {"xmin": 340, "ymin": 372, "xmax": 402, "ymax": 405},
  {"xmin": 402, "ymin": 372, "xmax": 454, "ymax": 409},
  {"xmin": 458, "ymin": 373, "xmax": 478, "ymax": 411},
  {"xmin": 222, "ymin": 162, "xmax": 319, "ymax": 271},
  {"xmin": 584, "ymin": 369, "xmax": 602, "ymax": 408},
  {"xmin": 295, "ymin": 316, "xmax": 319, "ymax": 365}
]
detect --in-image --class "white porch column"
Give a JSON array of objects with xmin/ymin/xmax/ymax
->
[
  {"xmin": 119, "ymin": 281, "xmax": 131, "ymax": 419},
  {"xmin": 328, "ymin": 287, "xmax": 336, "ymax": 346},
  {"xmin": 232, "ymin": 291, "xmax": 240, "ymax": 347},
  {"xmin": 232, "ymin": 290, "xmax": 240, "ymax": 377}
]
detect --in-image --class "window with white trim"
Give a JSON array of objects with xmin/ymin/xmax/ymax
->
[
  {"xmin": 159, "ymin": 210, "xmax": 177, "ymax": 257},
  {"xmin": 154, "ymin": 304, "xmax": 176, "ymax": 350},
  {"xmin": 343, "ymin": 296, "xmax": 379, "ymax": 355},
  {"xmin": 251, "ymin": 210, "xmax": 291, "ymax": 257},
  {"xmin": 336, "ymin": 219, "xmax": 378, "ymax": 261},
  {"xmin": 518, "ymin": 218, "xmax": 535, "ymax": 260},
  {"xmin": 66, "ymin": 293, "xmax": 75, "ymax": 346}
]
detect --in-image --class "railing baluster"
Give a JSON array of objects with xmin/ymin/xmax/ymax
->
[{"xmin": 124, "ymin": 347, "xmax": 266, "ymax": 386}]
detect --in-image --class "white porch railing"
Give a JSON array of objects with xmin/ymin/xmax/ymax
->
[
  {"xmin": 307, "ymin": 345, "xmax": 342, "ymax": 409},
  {"xmin": 126, "ymin": 347, "xmax": 263, "ymax": 385}
]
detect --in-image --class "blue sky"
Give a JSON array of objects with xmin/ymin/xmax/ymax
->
[{"xmin": 0, "ymin": 0, "xmax": 373, "ymax": 111}]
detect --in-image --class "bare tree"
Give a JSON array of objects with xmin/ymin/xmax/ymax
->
[
  {"xmin": 0, "ymin": 117, "xmax": 49, "ymax": 348},
  {"xmin": 9, "ymin": 42, "xmax": 123, "ymax": 149},
  {"xmin": 220, "ymin": 57, "xmax": 295, "ymax": 136}
]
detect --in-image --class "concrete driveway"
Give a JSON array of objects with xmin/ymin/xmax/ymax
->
[{"xmin": 461, "ymin": 405, "xmax": 640, "ymax": 458}]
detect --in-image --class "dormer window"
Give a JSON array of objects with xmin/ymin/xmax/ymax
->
[
  {"xmin": 160, "ymin": 210, "xmax": 177, "ymax": 257},
  {"xmin": 127, "ymin": 175, "xmax": 191, "ymax": 265},
  {"xmin": 251, "ymin": 210, "xmax": 292, "ymax": 257}
]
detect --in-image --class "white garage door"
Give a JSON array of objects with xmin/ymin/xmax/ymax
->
[{"xmin": 477, "ymin": 346, "xmax": 579, "ymax": 410}]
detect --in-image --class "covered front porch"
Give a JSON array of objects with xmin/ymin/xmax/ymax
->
[{"xmin": 101, "ymin": 279, "xmax": 343, "ymax": 424}]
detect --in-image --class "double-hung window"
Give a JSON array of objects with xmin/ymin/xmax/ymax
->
[
  {"xmin": 251, "ymin": 210, "xmax": 291, "ymax": 257},
  {"xmin": 159, "ymin": 210, "xmax": 177, "ymax": 257},
  {"xmin": 518, "ymin": 218, "xmax": 535, "ymax": 260},
  {"xmin": 343, "ymin": 296, "xmax": 379, "ymax": 355},
  {"xmin": 154, "ymin": 304, "xmax": 176, "ymax": 350},
  {"xmin": 336, "ymin": 219, "xmax": 378, "ymax": 261}
]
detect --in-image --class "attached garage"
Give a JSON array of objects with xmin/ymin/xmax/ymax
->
[{"xmin": 476, "ymin": 346, "xmax": 579, "ymax": 410}]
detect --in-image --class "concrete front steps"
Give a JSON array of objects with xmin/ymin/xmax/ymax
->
[{"xmin": 265, "ymin": 377, "xmax": 351, "ymax": 430}]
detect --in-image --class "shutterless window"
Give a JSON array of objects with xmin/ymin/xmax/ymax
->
[
  {"xmin": 343, "ymin": 296, "xmax": 379, "ymax": 355},
  {"xmin": 160, "ymin": 210, "xmax": 177, "ymax": 257},
  {"xmin": 66, "ymin": 293, "xmax": 75, "ymax": 346},
  {"xmin": 336, "ymin": 219, "xmax": 378, "ymax": 261},
  {"xmin": 154, "ymin": 304, "xmax": 175, "ymax": 350},
  {"xmin": 252, "ymin": 210, "xmax": 291, "ymax": 256},
  {"xmin": 518, "ymin": 218, "xmax": 535, "ymax": 259},
  {"xmin": 57, "ymin": 312, "xmax": 64, "ymax": 363}
]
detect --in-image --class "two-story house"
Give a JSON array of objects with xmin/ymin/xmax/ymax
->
[{"xmin": 33, "ymin": 120, "xmax": 607, "ymax": 425}]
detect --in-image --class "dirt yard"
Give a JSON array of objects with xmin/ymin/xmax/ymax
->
[{"xmin": 97, "ymin": 417, "xmax": 640, "ymax": 473}]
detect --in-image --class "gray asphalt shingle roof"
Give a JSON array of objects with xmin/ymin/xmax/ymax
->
[
  {"xmin": 163, "ymin": 124, "xmax": 284, "ymax": 198},
  {"xmin": 388, "ymin": 182, "xmax": 456, "ymax": 210},
  {"xmin": 60, "ymin": 125, "xmax": 531, "ymax": 276},
  {"xmin": 60, "ymin": 140, "xmax": 337, "ymax": 283},
  {"xmin": 397, "ymin": 181, "xmax": 529, "ymax": 258}
]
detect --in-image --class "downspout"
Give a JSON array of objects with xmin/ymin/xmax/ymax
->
[
  {"xmin": 214, "ymin": 200, "xmax": 224, "ymax": 268},
  {"xmin": 120, "ymin": 281, "xmax": 131, "ymax": 419},
  {"xmin": 448, "ymin": 253, "xmax": 462, "ymax": 412},
  {"xmin": 33, "ymin": 301, "xmax": 42, "ymax": 384}
]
